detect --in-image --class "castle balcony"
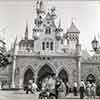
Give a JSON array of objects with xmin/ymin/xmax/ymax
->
[
  {"xmin": 16, "ymin": 49, "xmax": 80, "ymax": 58},
  {"xmin": 16, "ymin": 50, "xmax": 37, "ymax": 56},
  {"xmin": 39, "ymin": 50, "xmax": 77, "ymax": 57}
]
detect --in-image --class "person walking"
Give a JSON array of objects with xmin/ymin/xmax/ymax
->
[
  {"xmin": 32, "ymin": 80, "xmax": 38, "ymax": 94},
  {"xmin": 73, "ymin": 81, "xmax": 78, "ymax": 96},
  {"xmin": 65, "ymin": 82, "xmax": 69, "ymax": 95},
  {"xmin": 55, "ymin": 78, "xmax": 61, "ymax": 98},
  {"xmin": 26, "ymin": 80, "xmax": 33, "ymax": 94},
  {"xmin": 91, "ymin": 82, "xmax": 96, "ymax": 99},
  {"xmin": 79, "ymin": 80, "xmax": 86, "ymax": 99},
  {"xmin": 86, "ymin": 81, "xmax": 91, "ymax": 99},
  {"xmin": 41, "ymin": 79, "xmax": 47, "ymax": 91}
]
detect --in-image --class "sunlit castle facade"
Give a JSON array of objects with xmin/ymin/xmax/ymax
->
[{"xmin": 11, "ymin": 0, "xmax": 81, "ymax": 89}]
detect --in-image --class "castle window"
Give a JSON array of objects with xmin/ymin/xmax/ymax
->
[
  {"xmin": 47, "ymin": 57, "xmax": 50, "ymax": 60},
  {"xmin": 45, "ymin": 27, "xmax": 51, "ymax": 34},
  {"xmin": 43, "ymin": 57, "xmax": 45, "ymax": 60},
  {"xmin": 73, "ymin": 37, "xmax": 75, "ymax": 40},
  {"xmin": 42, "ymin": 42, "xmax": 45, "ymax": 50},
  {"xmin": 51, "ymin": 42, "xmax": 53, "ymax": 50},
  {"xmin": 46, "ymin": 42, "xmax": 49, "ymax": 48}
]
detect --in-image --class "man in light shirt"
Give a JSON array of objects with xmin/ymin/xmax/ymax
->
[
  {"xmin": 32, "ymin": 80, "xmax": 38, "ymax": 94},
  {"xmin": 73, "ymin": 81, "xmax": 78, "ymax": 96}
]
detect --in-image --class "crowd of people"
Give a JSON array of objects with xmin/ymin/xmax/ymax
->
[
  {"xmin": 24, "ymin": 75, "xmax": 99, "ymax": 99},
  {"xmin": 73, "ymin": 80, "xmax": 97, "ymax": 99},
  {"xmin": 79, "ymin": 80, "xmax": 96, "ymax": 99},
  {"xmin": 24, "ymin": 73, "xmax": 67, "ymax": 99}
]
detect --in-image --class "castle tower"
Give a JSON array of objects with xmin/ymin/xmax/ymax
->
[
  {"xmin": 67, "ymin": 20, "xmax": 80, "ymax": 50},
  {"xmin": 33, "ymin": 3, "xmax": 61, "ymax": 53},
  {"xmin": 66, "ymin": 20, "xmax": 81, "ymax": 87},
  {"xmin": 24, "ymin": 22, "xmax": 28, "ymax": 40},
  {"xmin": 55, "ymin": 18, "xmax": 64, "ymax": 52}
]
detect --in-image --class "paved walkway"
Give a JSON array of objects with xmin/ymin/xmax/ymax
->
[
  {"xmin": 0, "ymin": 90, "xmax": 38, "ymax": 100},
  {"xmin": 0, "ymin": 90, "xmax": 99, "ymax": 100},
  {"xmin": 66, "ymin": 93, "xmax": 100, "ymax": 99}
]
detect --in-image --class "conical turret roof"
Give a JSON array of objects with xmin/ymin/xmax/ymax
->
[
  {"xmin": 67, "ymin": 21, "xmax": 80, "ymax": 33},
  {"xmin": 46, "ymin": 12, "xmax": 51, "ymax": 20},
  {"xmin": 91, "ymin": 35, "xmax": 98, "ymax": 43}
]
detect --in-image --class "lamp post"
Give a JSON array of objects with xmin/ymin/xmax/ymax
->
[{"xmin": 91, "ymin": 36, "xmax": 99, "ymax": 54}]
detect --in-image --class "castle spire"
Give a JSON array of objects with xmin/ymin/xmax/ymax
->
[
  {"xmin": 67, "ymin": 18, "xmax": 80, "ymax": 33},
  {"xmin": 71, "ymin": 17, "xmax": 74, "ymax": 24},
  {"xmin": 58, "ymin": 18, "xmax": 61, "ymax": 28},
  {"xmin": 25, "ymin": 21, "xmax": 28, "ymax": 40},
  {"xmin": 94, "ymin": 34, "xmax": 97, "ymax": 41},
  {"xmin": 58, "ymin": 18, "xmax": 63, "ymax": 32}
]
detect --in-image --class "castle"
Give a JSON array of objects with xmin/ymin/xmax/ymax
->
[
  {"xmin": 11, "ymin": 0, "xmax": 81, "ymax": 88},
  {"xmin": 0, "ymin": 0, "xmax": 100, "ymax": 89}
]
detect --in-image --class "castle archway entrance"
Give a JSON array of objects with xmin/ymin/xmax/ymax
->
[
  {"xmin": 58, "ymin": 69, "xmax": 68, "ymax": 86},
  {"xmin": 23, "ymin": 68, "xmax": 34, "ymax": 87},
  {"xmin": 37, "ymin": 64, "xmax": 55, "ymax": 90}
]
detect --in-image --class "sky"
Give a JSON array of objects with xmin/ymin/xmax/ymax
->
[{"xmin": 0, "ymin": 0, "xmax": 100, "ymax": 51}]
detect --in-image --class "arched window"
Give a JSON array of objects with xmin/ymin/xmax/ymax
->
[
  {"xmin": 45, "ymin": 27, "xmax": 51, "ymax": 34},
  {"xmin": 51, "ymin": 42, "xmax": 53, "ymax": 50},
  {"xmin": 46, "ymin": 42, "xmax": 49, "ymax": 48},
  {"xmin": 42, "ymin": 42, "xmax": 45, "ymax": 50}
]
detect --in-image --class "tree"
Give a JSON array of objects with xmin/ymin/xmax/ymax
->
[{"xmin": 0, "ymin": 52, "xmax": 12, "ymax": 68}]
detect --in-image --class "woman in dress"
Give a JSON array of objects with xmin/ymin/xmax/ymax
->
[
  {"xmin": 90, "ymin": 82, "xmax": 96, "ymax": 99},
  {"xmin": 86, "ymin": 81, "xmax": 91, "ymax": 99}
]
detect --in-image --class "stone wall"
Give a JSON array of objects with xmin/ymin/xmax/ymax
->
[
  {"xmin": 81, "ymin": 62, "xmax": 100, "ymax": 83},
  {"xmin": 15, "ymin": 55, "xmax": 78, "ymax": 88}
]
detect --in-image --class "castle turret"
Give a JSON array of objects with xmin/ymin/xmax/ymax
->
[
  {"xmin": 36, "ymin": 0, "xmax": 45, "ymax": 16},
  {"xmin": 56, "ymin": 18, "xmax": 63, "ymax": 41},
  {"xmin": 67, "ymin": 20, "xmax": 81, "ymax": 88},
  {"xmin": 24, "ymin": 22, "xmax": 28, "ymax": 40},
  {"xmin": 67, "ymin": 20, "xmax": 80, "ymax": 50}
]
